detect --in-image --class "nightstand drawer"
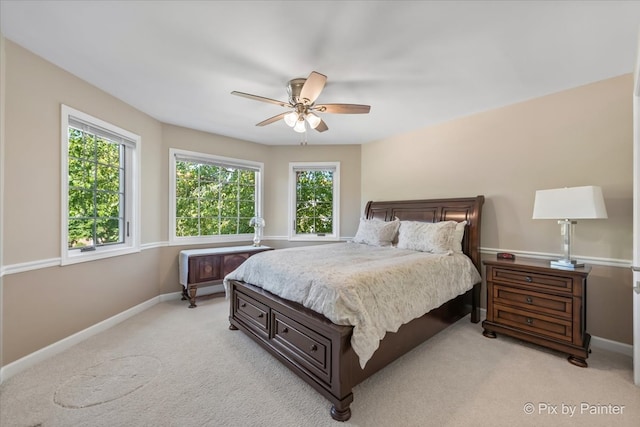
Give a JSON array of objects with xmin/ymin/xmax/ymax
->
[
  {"xmin": 494, "ymin": 304, "xmax": 572, "ymax": 342},
  {"xmin": 492, "ymin": 267, "xmax": 573, "ymax": 293},
  {"xmin": 494, "ymin": 285, "xmax": 572, "ymax": 319}
]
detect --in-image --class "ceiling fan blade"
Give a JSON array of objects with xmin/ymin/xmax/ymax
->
[
  {"xmin": 299, "ymin": 71, "xmax": 327, "ymax": 105},
  {"xmin": 231, "ymin": 91, "xmax": 291, "ymax": 108},
  {"xmin": 256, "ymin": 112, "xmax": 288, "ymax": 127},
  {"xmin": 314, "ymin": 103, "xmax": 371, "ymax": 114},
  {"xmin": 314, "ymin": 119, "xmax": 328, "ymax": 132}
]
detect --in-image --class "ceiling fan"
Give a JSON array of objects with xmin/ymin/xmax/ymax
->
[{"xmin": 231, "ymin": 71, "xmax": 371, "ymax": 134}]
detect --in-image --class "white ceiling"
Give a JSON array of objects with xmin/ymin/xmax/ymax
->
[{"xmin": 1, "ymin": 1, "xmax": 639, "ymax": 146}]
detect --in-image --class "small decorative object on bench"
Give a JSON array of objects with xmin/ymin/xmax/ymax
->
[
  {"xmin": 179, "ymin": 245, "xmax": 272, "ymax": 308},
  {"xmin": 249, "ymin": 216, "xmax": 265, "ymax": 247}
]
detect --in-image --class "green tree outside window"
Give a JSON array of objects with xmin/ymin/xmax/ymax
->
[
  {"xmin": 175, "ymin": 160, "xmax": 256, "ymax": 237},
  {"xmin": 295, "ymin": 170, "xmax": 334, "ymax": 234},
  {"xmin": 67, "ymin": 127, "xmax": 124, "ymax": 249}
]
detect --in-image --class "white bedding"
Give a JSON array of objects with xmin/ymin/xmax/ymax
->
[{"xmin": 223, "ymin": 242, "xmax": 481, "ymax": 368}]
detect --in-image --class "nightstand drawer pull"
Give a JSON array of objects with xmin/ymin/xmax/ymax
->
[
  {"xmin": 257, "ymin": 313, "xmax": 264, "ymax": 318},
  {"xmin": 526, "ymin": 296, "xmax": 533, "ymax": 304},
  {"xmin": 282, "ymin": 327, "xmax": 288, "ymax": 333},
  {"xmin": 526, "ymin": 317, "xmax": 533, "ymax": 325},
  {"xmin": 310, "ymin": 344, "xmax": 318, "ymax": 352},
  {"xmin": 240, "ymin": 302, "xmax": 246, "ymax": 307},
  {"xmin": 525, "ymin": 276, "xmax": 532, "ymax": 283}
]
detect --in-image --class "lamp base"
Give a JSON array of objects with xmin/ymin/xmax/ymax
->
[{"xmin": 550, "ymin": 259, "xmax": 584, "ymax": 270}]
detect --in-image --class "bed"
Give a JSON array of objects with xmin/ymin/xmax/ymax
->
[{"xmin": 225, "ymin": 196, "xmax": 484, "ymax": 421}]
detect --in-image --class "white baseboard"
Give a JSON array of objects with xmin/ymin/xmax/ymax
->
[
  {"xmin": 160, "ymin": 291, "xmax": 183, "ymax": 302},
  {"xmin": 591, "ymin": 335, "xmax": 633, "ymax": 357},
  {"xmin": 1, "ymin": 294, "xmax": 633, "ymax": 384},
  {"xmin": 478, "ymin": 308, "xmax": 632, "ymax": 357},
  {"xmin": 0, "ymin": 294, "xmax": 165, "ymax": 383}
]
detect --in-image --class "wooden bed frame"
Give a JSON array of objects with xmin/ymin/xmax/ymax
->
[{"xmin": 227, "ymin": 196, "xmax": 484, "ymax": 421}]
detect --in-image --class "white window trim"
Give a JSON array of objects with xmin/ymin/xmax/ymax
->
[
  {"xmin": 168, "ymin": 148, "xmax": 264, "ymax": 246},
  {"xmin": 288, "ymin": 161, "xmax": 340, "ymax": 242},
  {"xmin": 60, "ymin": 105, "xmax": 141, "ymax": 265}
]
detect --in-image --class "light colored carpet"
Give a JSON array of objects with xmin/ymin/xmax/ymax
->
[{"xmin": 1, "ymin": 296, "xmax": 639, "ymax": 427}]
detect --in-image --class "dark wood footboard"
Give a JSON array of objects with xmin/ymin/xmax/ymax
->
[{"xmin": 228, "ymin": 279, "xmax": 480, "ymax": 421}]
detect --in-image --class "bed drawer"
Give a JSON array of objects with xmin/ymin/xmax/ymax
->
[
  {"xmin": 234, "ymin": 291, "xmax": 270, "ymax": 338},
  {"xmin": 272, "ymin": 310, "xmax": 331, "ymax": 384}
]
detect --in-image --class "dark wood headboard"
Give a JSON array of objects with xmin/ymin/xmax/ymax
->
[{"xmin": 364, "ymin": 196, "xmax": 485, "ymax": 271}]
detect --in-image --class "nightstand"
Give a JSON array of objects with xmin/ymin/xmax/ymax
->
[{"xmin": 482, "ymin": 258, "xmax": 591, "ymax": 367}]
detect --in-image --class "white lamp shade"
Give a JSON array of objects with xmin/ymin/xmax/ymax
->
[
  {"xmin": 532, "ymin": 186, "xmax": 608, "ymax": 219},
  {"xmin": 284, "ymin": 111, "xmax": 298, "ymax": 127},
  {"xmin": 249, "ymin": 217, "xmax": 265, "ymax": 227},
  {"xmin": 305, "ymin": 112, "xmax": 322, "ymax": 129},
  {"xmin": 293, "ymin": 119, "xmax": 306, "ymax": 133}
]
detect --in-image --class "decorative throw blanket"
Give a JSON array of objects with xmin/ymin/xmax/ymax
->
[{"xmin": 224, "ymin": 242, "xmax": 481, "ymax": 368}]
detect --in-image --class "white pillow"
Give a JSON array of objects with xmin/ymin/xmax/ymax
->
[
  {"xmin": 453, "ymin": 221, "xmax": 467, "ymax": 253},
  {"xmin": 352, "ymin": 218, "xmax": 400, "ymax": 247},
  {"xmin": 397, "ymin": 220, "xmax": 458, "ymax": 254}
]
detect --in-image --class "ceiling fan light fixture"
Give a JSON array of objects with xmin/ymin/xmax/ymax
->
[
  {"xmin": 293, "ymin": 118, "xmax": 306, "ymax": 133},
  {"xmin": 284, "ymin": 111, "xmax": 298, "ymax": 127},
  {"xmin": 231, "ymin": 71, "xmax": 370, "ymax": 138},
  {"xmin": 305, "ymin": 112, "xmax": 321, "ymax": 129}
]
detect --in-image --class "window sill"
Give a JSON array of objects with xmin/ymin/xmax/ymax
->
[
  {"xmin": 288, "ymin": 235, "xmax": 341, "ymax": 242},
  {"xmin": 169, "ymin": 234, "xmax": 254, "ymax": 246},
  {"xmin": 61, "ymin": 245, "xmax": 141, "ymax": 266}
]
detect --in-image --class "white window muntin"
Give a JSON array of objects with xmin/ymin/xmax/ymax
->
[
  {"xmin": 169, "ymin": 148, "xmax": 264, "ymax": 245},
  {"xmin": 61, "ymin": 104, "xmax": 141, "ymax": 265},
  {"xmin": 288, "ymin": 161, "xmax": 340, "ymax": 241}
]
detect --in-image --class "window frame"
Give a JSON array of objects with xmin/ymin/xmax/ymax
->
[
  {"xmin": 169, "ymin": 148, "xmax": 264, "ymax": 245},
  {"xmin": 288, "ymin": 161, "xmax": 340, "ymax": 242},
  {"xmin": 60, "ymin": 105, "xmax": 141, "ymax": 265}
]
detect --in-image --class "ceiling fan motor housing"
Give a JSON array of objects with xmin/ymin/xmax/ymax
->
[{"xmin": 287, "ymin": 78, "xmax": 307, "ymax": 105}]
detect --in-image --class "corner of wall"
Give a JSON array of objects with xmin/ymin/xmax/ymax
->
[{"xmin": 1, "ymin": 32, "xmax": 7, "ymax": 380}]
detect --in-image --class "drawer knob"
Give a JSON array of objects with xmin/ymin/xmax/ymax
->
[
  {"xmin": 526, "ymin": 297, "xmax": 533, "ymax": 304},
  {"xmin": 240, "ymin": 302, "xmax": 246, "ymax": 307},
  {"xmin": 282, "ymin": 327, "xmax": 288, "ymax": 333},
  {"xmin": 526, "ymin": 318, "xmax": 533, "ymax": 325},
  {"xmin": 525, "ymin": 276, "xmax": 532, "ymax": 283},
  {"xmin": 310, "ymin": 344, "xmax": 318, "ymax": 352},
  {"xmin": 257, "ymin": 313, "xmax": 264, "ymax": 318}
]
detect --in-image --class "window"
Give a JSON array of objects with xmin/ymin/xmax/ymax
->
[
  {"xmin": 169, "ymin": 149, "xmax": 263, "ymax": 244},
  {"xmin": 288, "ymin": 162, "xmax": 340, "ymax": 241},
  {"xmin": 61, "ymin": 105, "xmax": 140, "ymax": 265}
]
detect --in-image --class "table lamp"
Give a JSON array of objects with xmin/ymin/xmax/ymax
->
[{"xmin": 532, "ymin": 186, "xmax": 608, "ymax": 269}]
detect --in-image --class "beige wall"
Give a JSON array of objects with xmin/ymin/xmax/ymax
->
[
  {"xmin": 1, "ymin": 39, "xmax": 166, "ymax": 365},
  {"xmin": 1, "ymin": 40, "xmax": 362, "ymax": 365},
  {"xmin": 0, "ymin": 33, "xmax": 6, "ymax": 369},
  {"xmin": 266, "ymin": 145, "xmax": 362, "ymax": 239},
  {"xmin": 363, "ymin": 75, "xmax": 634, "ymax": 344},
  {"xmin": 3, "ymin": 41, "xmax": 166, "ymax": 264}
]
